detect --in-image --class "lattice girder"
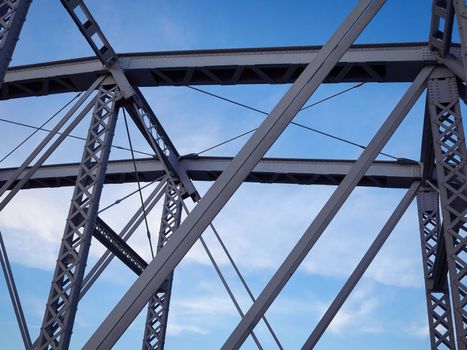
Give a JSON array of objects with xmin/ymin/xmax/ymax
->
[
  {"xmin": 0, "ymin": 0, "xmax": 31, "ymax": 85},
  {"xmin": 417, "ymin": 189, "xmax": 456, "ymax": 350},
  {"xmin": 142, "ymin": 181, "xmax": 183, "ymax": 350},
  {"xmin": 427, "ymin": 68, "xmax": 467, "ymax": 349},
  {"xmin": 36, "ymin": 84, "xmax": 121, "ymax": 350}
]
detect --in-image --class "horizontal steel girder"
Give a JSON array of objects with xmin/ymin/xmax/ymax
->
[
  {"xmin": 0, "ymin": 42, "xmax": 449, "ymax": 100},
  {"xmin": 0, "ymin": 156, "xmax": 422, "ymax": 189}
]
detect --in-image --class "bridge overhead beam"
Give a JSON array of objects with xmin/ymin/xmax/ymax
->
[
  {"xmin": 0, "ymin": 42, "xmax": 443, "ymax": 100},
  {"xmin": 0, "ymin": 156, "xmax": 422, "ymax": 190}
]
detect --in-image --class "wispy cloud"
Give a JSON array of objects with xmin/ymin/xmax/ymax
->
[
  {"xmin": 0, "ymin": 182, "xmax": 424, "ymax": 293},
  {"xmin": 0, "ymin": 188, "xmax": 70, "ymax": 270}
]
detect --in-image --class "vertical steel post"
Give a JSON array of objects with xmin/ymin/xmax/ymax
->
[
  {"xmin": 36, "ymin": 84, "xmax": 121, "ymax": 350},
  {"xmin": 142, "ymin": 181, "xmax": 182, "ymax": 350},
  {"xmin": 454, "ymin": 0, "xmax": 467, "ymax": 83},
  {"xmin": 427, "ymin": 67, "xmax": 467, "ymax": 349},
  {"xmin": 429, "ymin": 0, "xmax": 454, "ymax": 55},
  {"xmin": 417, "ymin": 190, "xmax": 456, "ymax": 350},
  {"xmin": 0, "ymin": 0, "xmax": 31, "ymax": 86}
]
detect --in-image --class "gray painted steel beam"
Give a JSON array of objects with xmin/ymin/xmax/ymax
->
[
  {"xmin": 429, "ymin": 0, "xmax": 454, "ymax": 55},
  {"xmin": 301, "ymin": 182, "xmax": 419, "ymax": 349},
  {"xmin": 123, "ymin": 88, "xmax": 198, "ymax": 199},
  {"xmin": 36, "ymin": 84, "xmax": 121, "ymax": 350},
  {"xmin": 0, "ymin": 76, "xmax": 105, "ymax": 211},
  {"xmin": 416, "ymin": 189, "xmax": 456, "ymax": 350},
  {"xmin": 454, "ymin": 1, "xmax": 467, "ymax": 85},
  {"xmin": 0, "ymin": 42, "xmax": 441, "ymax": 100},
  {"xmin": 82, "ymin": 1, "xmax": 387, "ymax": 348},
  {"xmin": 142, "ymin": 182, "xmax": 182, "ymax": 350},
  {"xmin": 60, "ymin": 4, "xmax": 200, "ymax": 344},
  {"xmin": 427, "ymin": 67, "xmax": 467, "ymax": 349},
  {"xmin": 0, "ymin": 1, "xmax": 459, "ymax": 349},
  {"xmin": 419, "ymin": 97, "xmax": 450, "ymax": 296},
  {"xmin": 80, "ymin": 179, "xmax": 167, "ymax": 299},
  {"xmin": 440, "ymin": 54, "xmax": 465, "ymax": 81},
  {"xmin": 0, "ymin": 157, "xmax": 422, "ymax": 190},
  {"xmin": 0, "ymin": 0, "xmax": 31, "ymax": 86},
  {"xmin": 93, "ymin": 217, "xmax": 147, "ymax": 276},
  {"xmin": 60, "ymin": 0, "xmax": 117, "ymax": 66},
  {"xmin": 59, "ymin": 0, "xmax": 198, "ymax": 200}
]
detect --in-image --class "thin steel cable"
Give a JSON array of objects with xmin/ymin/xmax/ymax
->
[
  {"xmin": 188, "ymin": 83, "xmax": 364, "ymax": 113},
  {"xmin": 82, "ymin": 178, "xmax": 168, "ymax": 299},
  {"xmin": 197, "ymin": 129, "xmax": 256, "ymax": 155},
  {"xmin": 208, "ymin": 222, "xmax": 283, "ymax": 349},
  {"xmin": 188, "ymin": 84, "xmax": 401, "ymax": 160},
  {"xmin": 0, "ymin": 91, "xmax": 83, "ymax": 163},
  {"xmin": 122, "ymin": 108, "xmax": 155, "ymax": 258},
  {"xmin": 179, "ymin": 202, "xmax": 264, "ymax": 350},
  {"xmin": 98, "ymin": 178, "xmax": 162, "ymax": 214},
  {"xmin": 200, "ymin": 235, "xmax": 264, "ymax": 350},
  {"xmin": 180, "ymin": 200, "xmax": 283, "ymax": 349},
  {"xmin": 187, "ymin": 86, "xmax": 269, "ymax": 115},
  {"xmin": 0, "ymin": 231, "xmax": 32, "ymax": 349},
  {"xmin": 300, "ymin": 82, "xmax": 365, "ymax": 110},
  {"xmin": 0, "ymin": 117, "xmax": 154, "ymax": 157}
]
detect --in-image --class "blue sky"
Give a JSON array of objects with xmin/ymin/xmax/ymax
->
[{"xmin": 0, "ymin": 1, "xmax": 463, "ymax": 349}]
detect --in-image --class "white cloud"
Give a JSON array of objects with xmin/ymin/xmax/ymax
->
[
  {"xmin": 327, "ymin": 284, "xmax": 382, "ymax": 334},
  {"xmin": 0, "ymin": 188, "xmax": 71, "ymax": 270},
  {"xmin": 275, "ymin": 282, "xmax": 383, "ymax": 337},
  {"xmin": 405, "ymin": 322, "xmax": 429, "ymax": 339},
  {"xmin": 0, "ymin": 181, "xmax": 424, "ymax": 293},
  {"xmin": 299, "ymin": 189, "xmax": 423, "ymax": 288},
  {"xmin": 0, "ymin": 182, "xmax": 165, "ymax": 272},
  {"xmin": 167, "ymin": 293, "xmax": 237, "ymax": 337},
  {"xmin": 269, "ymin": 281, "xmax": 423, "ymax": 341},
  {"xmin": 166, "ymin": 322, "xmax": 208, "ymax": 336},
  {"xmin": 180, "ymin": 184, "xmax": 424, "ymax": 290}
]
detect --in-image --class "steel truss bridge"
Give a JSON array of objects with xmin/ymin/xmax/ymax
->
[{"xmin": 0, "ymin": 0, "xmax": 465, "ymax": 349}]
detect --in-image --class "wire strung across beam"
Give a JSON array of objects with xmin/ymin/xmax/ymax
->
[
  {"xmin": 0, "ymin": 117, "xmax": 154, "ymax": 157},
  {"xmin": 97, "ymin": 158, "xmax": 281, "ymax": 346},
  {"xmin": 0, "ymin": 84, "xmax": 389, "ymax": 162},
  {"xmin": 81, "ymin": 178, "xmax": 168, "ymax": 299},
  {"xmin": 122, "ymin": 108, "xmax": 155, "ymax": 258},
  {"xmin": 0, "ymin": 91, "xmax": 83, "ymax": 163},
  {"xmin": 188, "ymin": 84, "xmax": 401, "ymax": 161},
  {"xmin": 98, "ymin": 177, "xmax": 164, "ymax": 214},
  {"xmin": 0, "ymin": 85, "xmax": 102, "ymax": 211},
  {"xmin": 93, "ymin": 177, "xmax": 282, "ymax": 348},
  {"xmin": 197, "ymin": 234, "xmax": 265, "ymax": 349},
  {"xmin": 206, "ymin": 222, "xmax": 283, "ymax": 348},
  {"xmin": 180, "ymin": 200, "xmax": 284, "ymax": 349}
]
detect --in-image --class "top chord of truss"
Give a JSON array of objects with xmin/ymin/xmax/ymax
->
[{"xmin": 0, "ymin": 42, "xmax": 453, "ymax": 100}]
